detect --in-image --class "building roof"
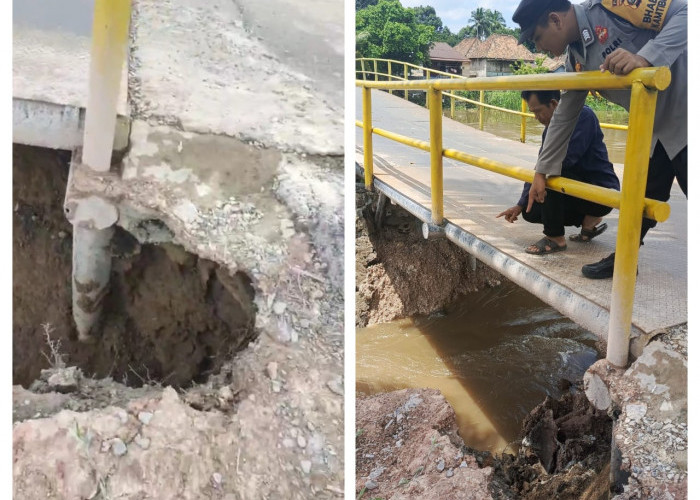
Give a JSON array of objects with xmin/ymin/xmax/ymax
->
[
  {"xmin": 541, "ymin": 53, "xmax": 567, "ymax": 71},
  {"xmin": 428, "ymin": 42, "xmax": 469, "ymax": 62},
  {"xmin": 455, "ymin": 34, "xmax": 536, "ymax": 62}
]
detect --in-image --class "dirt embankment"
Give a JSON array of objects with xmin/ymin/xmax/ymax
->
[
  {"xmin": 356, "ymin": 388, "xmax": 612, "ymax": 500},
  {"xmin": 356, "ymin": 187, "xmax": 502, "ymax": 327}
]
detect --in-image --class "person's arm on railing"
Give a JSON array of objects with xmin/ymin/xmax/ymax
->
[
  {"xmin": 526, "ymin": 89, "xmax": 587, "ymax": 213},
  {"xmin": 601, "ymin": 0, "xmax": 686, "ymax": 75}
]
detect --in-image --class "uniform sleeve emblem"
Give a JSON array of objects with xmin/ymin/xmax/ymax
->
[{"xmin": 601, "ymin": 0, "xmax": 671, "ymax": 32}]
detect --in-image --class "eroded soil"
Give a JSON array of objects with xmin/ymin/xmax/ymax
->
[
  {"xmin": 356, "ymin": 186, "xmax": 502, "ymax": 327},
  {"xmin": 13, "ymin": 145, "xmax": 257, "ymax": 388},
  {"xmin": 356, "ymin": 388, "xmax": 611, "ymax": 500}
]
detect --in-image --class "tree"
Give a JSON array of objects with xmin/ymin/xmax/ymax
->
[
  {"xmin": 412, "ymin": 5, "xmax": 460, "ymax": 45},
  {"xmin": 434, "ymin": 26, "xmax": 460, "ymax": 46},
  {"xmin": 466, "ymin": 8, "xmax": 506, "ymax": 40},
  {"xmin": 356, "ymin": 0, "xmax": 378, "ymax": 9},
  {"xmin": 413, "ymin": 5, "xmax": 442, "ymax": 31},
  {"xmin": 356, "ymin": 0, "xmax": 435, "ymax": 65}
]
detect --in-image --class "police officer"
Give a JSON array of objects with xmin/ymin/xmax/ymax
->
[{"xmin": 512, "ymin": 0, "xmax": 687, "ymax": 278}]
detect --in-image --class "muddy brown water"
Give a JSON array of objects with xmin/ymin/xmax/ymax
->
[
  {"xmin": 451, "ymin": 107, "xmax": 629, "ymax": 164},
  {"xmin": 13, "ymin": 144, "xmax": 257, "ymax": 388},
  {"xmin": 356, "ymin": 281, "xmax": 601, "ymax": 455}
]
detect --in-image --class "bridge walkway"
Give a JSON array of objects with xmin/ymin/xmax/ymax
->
[{"xmin": 356, "ymin": 87, "xmax": 687, "ymax": 343}]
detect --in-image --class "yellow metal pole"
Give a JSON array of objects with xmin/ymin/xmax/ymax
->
[
  {"xmin": 428, "ymin": 87, "xmax": 444, "ymax": 224},
  {"xmin": 373, "ymin": 59, "xmax": 377, "ymax": 81},
  {"xmin": 361, "ymin": 59, "xmax": 367, "ymax": 80},
  {"xmin": 388, "ymin": 61, "xmax": 392, "ymax": 95},
  {"xmin": 82, "ymin": 0, "xmax": 131, "ymax": 172},
  {"xmin": 606, "ymin": 82, "xmax": 659, "ymax": 367},
  {"xmin": 450, "ymin": 93, "xmax": 455, "ymax": 119},
  {"xmin": 479, "ymin": 90, "xmax": 485, "ymax": 130},
  {"xmin": 520, "ymin": 98, "xmax": 527, "ymax": 143},
  {"xmin": 425, "ymin": 70, "xmax": 430, "ymax": 109},
  {"xmin": 362, "ymin": 87, "xmax": 374, "ymax": 190},
  {"xmin": 404, "ymin": 63, "xmax": 408, "ymax": 99}
]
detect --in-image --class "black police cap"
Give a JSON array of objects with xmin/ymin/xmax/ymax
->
[{"xmin": 512, "ymin": 0, "xmax": 562, "ymax": 44}]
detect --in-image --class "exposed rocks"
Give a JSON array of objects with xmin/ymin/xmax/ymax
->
[
  {"xmin": 356, "ymin": 388, "xmax": 507, "ymax": 499},
  {"xmin": 583, "ymin": 328, "xmax": 688, "ymax": 500},
  {"xmin": 357, "ymin": 387, "xmax": 613, "ymax": 500}
]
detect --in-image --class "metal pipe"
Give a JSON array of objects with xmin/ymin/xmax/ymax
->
[
  {"xmin": 352, "ymin": 121, "xmax": 669, "ymax": 222},
  {"xmin": 69, "ymin": 0, "xmax": 130, "ymax": 341},
  {"xmin": 428, "ymin": 87, "xmax": 444, "ymax": 224},
  {"xmin": 355, "ymin": 67, "xmax": 671, "ymax": 92},
  {"xmin": 404, "ymin": 63, "xmax": 408, "ymax": 100},
  {"xmin": 362, "ymin": 87, "xmax": 374, "ymax": 190},
  {"xmin": 450, "ymin": 94, "xmax": 455, "ymax": 119},
  {"xmin": 606, "ymin": 82, "xmax": 658, "ymax": 367},
  {"xmin": 388, "ymin": 61, "xmax": 392, "ymax": 95},
  {"xmin": 72, "ymin": 225, "xmax": 114, "ymax": 342},
  {"xmin": 82, "ymin": 0, "xmax": 131, "ymax": 172},
  {"xmin": 479, "ymin": 90, "xmax": 484, "ymax": 130},
  {"xmin": 520, "ymin": 98, "xmax": 527, "ymax": 143}
]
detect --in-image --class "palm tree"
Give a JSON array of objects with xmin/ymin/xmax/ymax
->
[
  {"xmin": 467, "ymin": 8, "xmax": 507, "ymax": 40},
  {"xmin": 468, "ymin": 7, "xmax": 489, "ymax": 40}
]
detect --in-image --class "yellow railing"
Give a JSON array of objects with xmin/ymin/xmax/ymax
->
[
  {"xmin": 355, "ymin": 65, "xmax": 671, "ymax": 368},
  {"xmin": 356, "ymin": 58, "xmax": 629, "ymax": 141}
]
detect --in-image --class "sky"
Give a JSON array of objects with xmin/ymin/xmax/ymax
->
[{"xmin": 399, "ymin": 0, "xmax": 521, "ymax": 32}]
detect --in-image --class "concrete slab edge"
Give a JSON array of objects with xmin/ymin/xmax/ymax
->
[
  {"xmin": 356, "ymin": 163, "xmax": 644, "ymax": 343},
  {"xmin": 13, "ymin": 98, "xmax": 130, "ymax": 152}
]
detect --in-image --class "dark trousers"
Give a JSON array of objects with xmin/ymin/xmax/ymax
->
[
  {"xmin": 522, "ymin": 189, "xmax": 612, "ymax": 238},
  {"xmin": 640, "ymin": 142, "xmax": 687, "ymax": 244}
]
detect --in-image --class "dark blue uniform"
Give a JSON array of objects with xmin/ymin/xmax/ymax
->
[{"xmin": 517, "ymin": 106, "xmax": 620, "ymax": 237}]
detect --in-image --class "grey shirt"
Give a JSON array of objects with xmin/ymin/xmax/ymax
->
[{"xmin": 535, "ymin": 0, "xmax": 687, "ymax": 176}]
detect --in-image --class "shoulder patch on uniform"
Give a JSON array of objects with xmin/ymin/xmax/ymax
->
[
  {"xmin": 582, "ymin": 27, "xmax": 593, "ymax": 43},
  {"xmin": 600, "ymin": 0, "xmax": 671, "ymax": 32}
]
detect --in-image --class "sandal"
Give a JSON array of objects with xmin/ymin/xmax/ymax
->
[
  {"xmin": 569, "ymin": 222, "xmax": 608, "ymax": 242},
  {"xmin": 525, "ymin": 237, "xmax": 567, "ymax": 255}
]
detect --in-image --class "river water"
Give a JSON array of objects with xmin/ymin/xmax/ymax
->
[
  {"xmin": 356, "ymin": 281, "xmax": 600, "ymax": 455},
  {"xmin": 450, "ymin": 107, "xmax": 629, "ymax": 165}
]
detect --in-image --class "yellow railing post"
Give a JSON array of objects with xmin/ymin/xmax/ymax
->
[
  {"xmin": 361, "ymin": 59, "xmax": 367, "ymax": 80},
  {"xmin": 362, "ymin": 87, "xmax": 374, "ymax": 190},
  {"xmin": 373, "ymin": 59, "xmax": 377, "ymax": 81},
  {"xmin": 479, "ymin": 90, "xmax": 485, "ymax": 130},
  {"xmin": 428, "ymin": 87, "xmax": 444, "ymax": 224},
  {"xmin": 404, "ymin": 63, "xmax": 408, "ymax": 100},
  {"xmin": 450, "ymin": 93, "xmax": 455, "ymax": 119},
  {"xmin": 82, "ymin": 0, "xmax": 131, "ymax": 172},
  {"xmin": 606, "ymin": 81, "xmax": 659, "ymax": 367},
  {"xmin": 520, "ymin": 98, "xmax": 527, "ymax": 143},
  {"xmin": 388, "ymin": 61, "xmax": 392, "ymax": 95}
]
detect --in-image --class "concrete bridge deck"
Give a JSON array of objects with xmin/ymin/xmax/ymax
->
[
  {"xmin": 13, "ymin": 0, "xmax": 343, "ymax": 156},
  {"xmin": 356, "ymin": 88, "xmax": 687, "ymax": 343}
]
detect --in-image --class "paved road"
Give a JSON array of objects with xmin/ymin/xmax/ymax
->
[{"xmin": 356, "ymin": 87, "xmax": 687, "ymax": 339}]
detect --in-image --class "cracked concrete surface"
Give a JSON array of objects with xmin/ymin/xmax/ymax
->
[
  {"xmin": 13, "ymin": 0, "xmax": 344, "ymax": 497},
  {"xmin": 129, "ymin": 0, "xmax": 343, "ymax": 155}
]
